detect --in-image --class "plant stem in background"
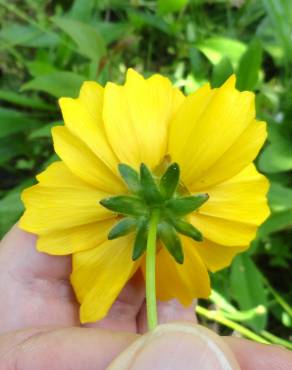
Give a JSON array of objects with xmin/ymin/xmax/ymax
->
[
  {"xmin": 262, "ymin": 275, "xmax": 292, "ymax": 317},
  {"xmin": 196, "ymin": 305, "xmax": 270, "ymax": 344}
]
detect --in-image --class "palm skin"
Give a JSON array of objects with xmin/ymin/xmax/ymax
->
[{"xmin": 0, "ymin": 225, "xmax": 291, "ymax": 370}]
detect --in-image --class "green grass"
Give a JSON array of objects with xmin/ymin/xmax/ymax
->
[{"xmin": 0, "ymin": 0, "xmax": 291, "ymax": 345}]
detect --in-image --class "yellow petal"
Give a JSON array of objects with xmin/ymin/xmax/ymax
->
[
  {"xmin": 148, "ymin": 239, "xmax": 210, "ymax": 306},
  {"xmin": 190, "ymin": 213, "xmax": 257, "ymax": 246},
  {"xmin": 195, "ymin": 239, "xmax": 247, "ymax": 272},
  {"xmin": 59, "ymin": 82, "xmax": 119, "ymax": 174},
  {"xmin": 168, "ymin": 75, "xmax": 256, "ymax": 186},
  {"xmin": 197, "ymin": 164, "xmax": 270, "ymax": 225},
  {"xmin": 52, "ymin": 126, "xmax": 124, "ymax": 193},
  {"xmin": 71, "ymin": 235, "xmax": 139, "ymax": 323},
  {"xmin": 36, "ymin": 161, "xmax": 89, "ymax": 187},
  {"xmin": 103, "ymin": 68, "xmax": 184, "ymax": 170},
  {"xmin": 37, "ymin": 219, "xmax": 115, "ymax": 255},
  {"xmin": 20, "ymin": 168, "xmax": 112, "ymax": 234},
  {"xmin": 190, "ymin": 120, "xmax": 267, "ymax": 190}
]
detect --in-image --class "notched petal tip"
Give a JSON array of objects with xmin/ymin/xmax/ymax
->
[
  {"xmin": 50, "ymin": 125, "xmax": 62, "ymax": 137},
  {"xmin": 58, "ymin": 96, "xmax": 71, "ymax": 106},
  {"xmin": 80, "ymin": 80, "xmax": 103, "ymax": 93},
  {"xmin": 126, "ymin": 67, "xmax": 144, "ymax": 82},
  {"xmin": 222, "ymin": 73, "xmax": 236, "ymax": 88}
]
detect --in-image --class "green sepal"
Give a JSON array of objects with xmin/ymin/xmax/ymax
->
[
  {"xmin": 108, "ymin": 217, "xmax": 137, "ymax": 240},
  {"xmin": 118, "ymin": 164, "xmax": 141, "ymax": 194},
  {"xmin": 132, "ymin": 218, "xmax": 148, "ymax": 260},
  {"xmin": 171, "ymin": 218, "xmax": 203, "ymax": 241},
  {"xmin": 159, "ymin": 163, "xmax": 180, "ymax": 199},
  {"xmin": 140, "ymin": 163, "xmax": 163, "ymax": 205},
  {"xmin": 158, "ymin": 221, "xmax": 184, "ymax": 264},
  {"xmin": 166, "ymin": 193, "xmax": 209, "ymax": 216},
  {"xmin": 100, "ymin": 195, "xmax": 147, "ymax": 216}
]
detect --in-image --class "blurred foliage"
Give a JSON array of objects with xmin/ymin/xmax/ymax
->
[{"xmin": 0, "ymin": 0, "xmax": 291, "ymax": 345}]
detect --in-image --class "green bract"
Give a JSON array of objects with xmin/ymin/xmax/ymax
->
[{"xmin": 100, "ymin": 163, "xmax": 208, "ymax": 264}]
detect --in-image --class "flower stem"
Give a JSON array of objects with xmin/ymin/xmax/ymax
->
[{"xmin": 146, "ymin": 208, "xmax": 160, "ymax": 331}]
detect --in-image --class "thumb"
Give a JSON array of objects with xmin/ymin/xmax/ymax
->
[{"xmin": 108, "ymin": 322, "xmax": 240, "ymax": 370}]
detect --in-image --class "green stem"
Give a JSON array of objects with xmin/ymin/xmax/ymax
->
[
  {"xmin": 260, "ymin": 330, "xmax": 292, "ymax": 350},
  {"xmin": 261, "ymin": 275, "xmax": 292, "ymax": 317},
  {"xmin": 146, "ymin": 209, "xmax": 160, "ymax": 331},
  {"xmin": 196, "ymin": 305, "xmax": 270, "ymax": 344}
]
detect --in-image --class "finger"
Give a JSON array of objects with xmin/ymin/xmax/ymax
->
[
  {"xmin": 0, "ymin": 225, "xmax": 147, "ymax": 334},
  {"xmin": 224, "ymin": 337, "xmax": 292, "ymax": 370},
  {"xmin": 137, "ymin": 299, "xmax": 197, "ymax": 334},
  {"xmin": 108, "ymin": 322, "xmax": 240, "ymax": 370},
  {"xmin": 0, "ymin": 224, "xmax": 72, "ymax": 279},
  {"xmin": 0, "ymin": 326, "xmax": 137, "ymax": 370},
  {"xmin": 85, "ymin": 270, "xmax": 145, "ymax": 332},
  {"xmin": 0, "ymin": 225, "xmax": 79, "ymax": 333}
]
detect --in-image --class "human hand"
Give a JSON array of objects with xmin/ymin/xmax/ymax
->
[{"xmin": 0, "ymin": 225, "xmax": 291, "ymax": 369}]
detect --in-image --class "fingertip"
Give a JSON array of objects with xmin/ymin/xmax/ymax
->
[{"xmin": 108, "ymin": 322, "xmax": 240, "ymax": 370}]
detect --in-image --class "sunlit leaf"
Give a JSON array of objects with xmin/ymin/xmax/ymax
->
[{"xmin": 52, "ymin": 17, "xmax": 106, "ymax": 61}]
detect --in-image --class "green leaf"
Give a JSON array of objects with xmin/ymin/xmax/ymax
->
[
  {"xmin": 21, "ymin": 71, "xmax": 86, "ymax": 98},
  {"xmin": 69, "ymin": 0, "xmax": 96, "ymax": 21},
  {"xmin": 52, "ymin": 17, "xmax": 106, "ymax": 61},
  {"xmin": 96, "ymin": 21, "xmax": 131, "ymax": 45},
  {"xmin": 0, "ymin": 24, "xmax": 59, "ymax": 48},
  {"xmin": 118, "ymin": 164, "xmax": 141, "ymax": 195},
  {"xmin": 29, "ymin": 121, "xmax": 62, "ymax": 139},
  {"xmin": 160, "ymin": 163, "xmax": 180, "ymax": 199},
  {"xmin": 0, "ymin": 137, "xmax": 24, "ymax": 165},
  {"xmin": 166, "ymin": 194, "xmax": 209, "ymax": 216},
  {"xmin": 258, "ymin": 140, "xmax": 292, "ymax": 173},
  {"xmin": 258, "ymin": 209, "xmax": 292, "ymax": 237},
  {"xmin": 132, "ymin": 219, "xmax": 148, "ymax": 260},
  {"xmin": 0, "ymin": 108, "xmax": 39, "ymax": 138},
  {"xmin": 128, "ymin": 10, "xmax": 175, "ymax": 35},
  {"xmin": 100, "ymin": 196, "xmax": 147, "ymax": 217},
  {"xmin": 26, "ymin": 60, "xmax": 58, "ymax": 78},
  {"xmin": 211, "ymin": 57, "xmax": 233, "ymax": 88},
  {"xmin": 189, "ymin": 47, "xmax": 205, "ymax": 78},
  {"xmin": 158, "ymin": 221, "xmax": 184, "ymax": 264},
  {"xmin": 0, "ymin": 180, "xmax": 34, "ymax": 238},
  {"xmin": 268, "ymin": 183, "xmax": 292, "ymax": 212},
  {"xmin": 0, "ymin": 90, "xmax": 54, "ymax": 110},
  {"xmin": 236, "ymin": 39, "xmax": 262, "ymax": 91},
  {"xmin": 158, "ymin": 0, "xmax": 189, "ymax": 15},
  {"xmin": 230, "ymin": 254, "xmax": 268, "ymax": 331},
  {"xmin": 108, "ymin": 217, "xmax": 137, "ymax": 240},
  {"xmin": 196, "ymin": 37, "xmax": 247, "ymax": 67},
  {"xmin": 140, "ymin": 163, "xmax": 163, "ymax": 205},
  {"xmin": 263, "ymin": 0, "xmax": 292, "ymax": 63},
  {"xmin": 171, "ymin": 218, "xmax": 203, "ymax": 241}
]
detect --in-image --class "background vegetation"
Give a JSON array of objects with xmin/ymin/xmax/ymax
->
[{"xmin": 0, "ymin": 0, "xmax": 291, "ymax": 347}]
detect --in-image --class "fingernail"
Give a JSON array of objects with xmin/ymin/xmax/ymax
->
[{"xmin": 108, "ymin": 323, "xmax": 240, "ymax": 370}]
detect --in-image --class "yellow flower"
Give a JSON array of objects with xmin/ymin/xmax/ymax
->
[{"xmin": 20, "ymin": 69, "xmax": 270, "ymax": 324}]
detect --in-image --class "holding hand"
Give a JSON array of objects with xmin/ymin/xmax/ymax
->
[{"xmin": 0, "ymin": 226, "xmax": 291, "ymax": 369}]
